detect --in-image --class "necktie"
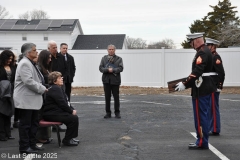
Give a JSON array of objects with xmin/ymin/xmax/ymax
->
[{"xmin": 65, "ymin": 55, "xmax": 67, "ymax": 61}]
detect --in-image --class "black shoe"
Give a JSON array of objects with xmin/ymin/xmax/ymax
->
[
  {"xmin": 62, "ymin": 139, "xmax": 78, "ymax": 146},
  {"xmin": 115, "ymin": 114, "xmax": 121, "ymax": 119},
  {"xmin": 31, "ymin": 145, "xmax": 44, "ymax": 151},
  {"xmin": 37, "ymin": 138, "xmax": 53, "ymax": 144},
  {"xmin": 52, "ymin": 126, "xmax": 66, "ymax": 132},
  {"xmin": 8, "ymin": 136, "xmax": 15, "ymax": 140},
  {"xmin": 20, "ymin": 147, "xmax": 38, "ymax": 154},
  {"xmin": 13, "ymin": 121, "xmax": 19, "ymax": 128},
  {"xmin": 188, "ymin": 143, "xmax": 209, "ymax": 150},
  {"xmin": 0, "ymin": 138, "xmax": 7, "ymax": 141},
  {"xmin": 104, "ymin": 114, "xmax": 111, "ymax": 118},
  {"xmin": 72, "ymin": 138, "xmax": 79, "ymax": 143},
  {"xmin": 209, "ymin": 132, "xmax": 220, "ymax": 136}
]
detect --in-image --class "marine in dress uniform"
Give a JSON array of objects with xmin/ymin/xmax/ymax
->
[
  {"xmin": 205, "ymin": 37, "xmax": 225, "ymax": 136},
  {"xmin": 175, "ymin": 33, "xmax": 216, "ymax": 149}
]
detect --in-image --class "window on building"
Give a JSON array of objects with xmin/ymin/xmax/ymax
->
[
  {"xmin": 22, "ymin": 34, "xmax": 27, "ymax": 41},
  {"xmin": 43, "ymin": 34, "xmax": 48, "ymax": 41}
]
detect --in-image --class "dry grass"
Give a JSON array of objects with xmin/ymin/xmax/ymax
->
[{"xmin": 72, "ymin": 86, "xmax": 240, "ymax": 96}]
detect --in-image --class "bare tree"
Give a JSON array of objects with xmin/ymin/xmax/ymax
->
[
  {"xmin": 162, "ymin": 38, "xmax": 176, "ymax": 49},
  {"xmin": 19, "ymin": 11, "xmax": 29, "ymax": 19},
  {"xmin": 216, "ymin": 21, "xmax": 240, "ymax": 47},
  {"xmin": 126, "ymin": 37, "xmax": 147, "ymax": 49},
  {"xmin": 148, "ymin": 41, "xmax": 164, "ymax": 49},
  {"xmin": 31, "ymin": 9, "xmax": 49, "ymax": 19},
  {"xmin": 19, "ymin": 9, "xmax": 50, "ymax": 19},
  {"xmin": 0, "ymin": 5, "xmax": 12, "ymax": 19},
  {"xmin": 148, "ymin": 38, "xmax": 176, "ymax": 49}
]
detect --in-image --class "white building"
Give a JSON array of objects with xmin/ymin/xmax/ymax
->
[
  {"xmin": 0, "ymin": 19, "xmax": 83, "ymax": 53},
  {"xmin": 0, "ymin": 19, "xmax": 128, "ymax": 54}
]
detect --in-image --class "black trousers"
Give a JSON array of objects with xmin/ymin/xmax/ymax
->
[
  {"xmin": 103, "ymin": 83, "xmax": 120, "ymax": 115},
  {"xmin": 43, "ymin": 114, "xmax": 78, "ymax": 140},
  {"xmin": 18, "ymin": 109, "xmax": 39, "ymax": 150},
  {"xmin": 65, "ymin": 82, "xmax": 72, "ymax": 101},
  {"xmin": 0, "ymin": 112, "xmax": 11, "ymax": 139},
  {"xmin": 14, "ymin": 108, "xmax": 20, "ymax": 122}
]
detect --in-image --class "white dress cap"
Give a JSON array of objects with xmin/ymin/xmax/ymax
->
[
  {"xmin": 205, "ymin": 37, "xmax": 220, "ymax": 45},
  {"xmin": 186, "ymin": 32, "xmax": 205, "ymax": 42}
]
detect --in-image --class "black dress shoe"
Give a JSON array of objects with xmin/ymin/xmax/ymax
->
[
  {"xmin": 20, "ymin": 147, "xmax": 38, "ymax": 154},
  {"xmin": 72, "ymin": 138, "xmax": 79, "ymax": 143},
  {"xmin": 62, "ymin": 139, "xmax": 78, "ymax": 146},
  {"xmin": 31, "ymin": 145, "xmax": 44, "ymax": 151},
  {"xmin": 209, "ymin": 132, "xmax": 220, "ymax": 136},
  {"xmin": 115, "ymin": 114, "xmax": 121, "ymax": 119},
  {"xmin": 37, "ymin": 138, "xmax": 53, "ymax": 144},
  {"xmin": 0, "ymin": 138, "xmax": 7, "ymax": 141},
  {"xmin": 188, "ymin": 143, "xmax": 209, "ymax": 150},
  {"xmin": 8, "ymin": 136, "xmax": 15, "ymax": 140},
  {"xmin": 104, "ymin": 114, "xmax": 111, "ymax": 118},
  {"xmin": 52, "ymin": 126, "xmax": 66, "ymax": 132}
]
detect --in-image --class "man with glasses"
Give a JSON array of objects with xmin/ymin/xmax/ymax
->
[
  {"xmin": 14, "ymin": 43, "xmax": 47, "ymax": 153},
  {"xmin": 174, "ymin": 33, "xmax": 216, "ymax": 150}
]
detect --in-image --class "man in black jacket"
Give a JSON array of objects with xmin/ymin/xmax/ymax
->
[
  {"xmin": 60, "ymin": 43, "xmax": 76, "ymax": 101},
  {"xmin": 48, "ymin": 41, "xmax": 67, "ymax": 80},
  {"xmin": 175, "ymin": 33, "xmax": 216, "ymax": 150},
  {"xmin": 99, "ymin": 44, "xmax": 124, "ymax": 119}
]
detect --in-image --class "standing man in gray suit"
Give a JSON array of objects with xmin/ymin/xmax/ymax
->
[{"xmin": 14, "ymin": 43, "xmax": 48, "ymax": 154}]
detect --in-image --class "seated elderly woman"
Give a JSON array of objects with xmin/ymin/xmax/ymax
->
[{"xmin": 42, "ymin": 71, "xmax": 79, "ymax": 146}]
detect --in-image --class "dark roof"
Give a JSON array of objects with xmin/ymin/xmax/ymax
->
[
  {"xmin": 0, "ymin": 19, "xmax": 78, "ymax": 31},
  {"xmin": 72, "ymin": 34, "xmax": 126, "ymax": 49},
  {"xmin": 0, "ymin": 47, "xmax": 12, "ymax": 50}
]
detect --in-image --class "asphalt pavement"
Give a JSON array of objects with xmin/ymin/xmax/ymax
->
[{"xmin": 1, "ymin": 93, "xmax": 240, "ymax": 160}]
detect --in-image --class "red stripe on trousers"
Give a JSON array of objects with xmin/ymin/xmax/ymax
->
[
  {"xmin": 196, "ymin": 98, "xmax": 202, "ymax": 146},
  {"xmin": 212, "ymin": 93, "xmax": 217, "ymax": 132}
]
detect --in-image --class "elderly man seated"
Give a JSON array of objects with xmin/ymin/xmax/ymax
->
[{"xmin": 42, "ymin": 71, "xmax": 79, "ymax": 146}]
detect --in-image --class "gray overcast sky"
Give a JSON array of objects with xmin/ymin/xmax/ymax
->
[{"xmin": 1, "ymin": 0, "xmax": 240, "ymax": 48}]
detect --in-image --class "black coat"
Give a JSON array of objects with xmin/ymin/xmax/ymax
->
[
  {"xmin": 184, "ymin": 45, "xmax": 216, "ymax": 98},
  {"xmin": 51, "ymin": 53, "xmax": 67, "ymax": 80},
  {"xmin": 62, "ymin": 53, "xmax": 76, "ymax": 83},
  {"xmin": 211, "ymin": 51, "xmax": 225, "ymax": 89},
  {"xmin": 0, "ymin": 65, "xmax": 16, "ymax": 84},
  {"xmin": 43, "ymin": 84, "xmax": 74, "ymax": 116},
  {"xmin": 99, "ymin": 54, "xmax": 123, "ymax": 85}
]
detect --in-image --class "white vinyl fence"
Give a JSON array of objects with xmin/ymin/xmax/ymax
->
[{"xmin": 68, "ymin": 48, "xmax": 240, "ymax": 87}]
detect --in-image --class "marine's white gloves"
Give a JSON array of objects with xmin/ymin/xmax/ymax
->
[
  {"xmin": 216, "ymin": 88, "xmax": 222, "ymax": 92},
  {"xmin": 175, "ymin": 82, "xmax": 186, "ymax": 91}
]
